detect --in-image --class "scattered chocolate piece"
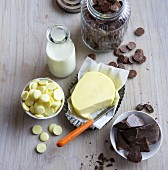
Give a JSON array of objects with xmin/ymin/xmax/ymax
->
[
  {"xmin": 116, "ymin": 130, "xmax": 130, "ymax": 151},
  {"xmin": 95, "ymin": 165, "xmax": 99, "ymax": 170},
  {"xmin": 135, "ymin": 49, "xmax": 144, "ymax": 55},
  {"xmin": 106, "ymin": 164, "xmax": 113, "ymax": 167},
  {"xmin": 98, "ymin": 153, "xmax": 104, "ymax": 160},
  {"xmin": 133, "ymin": 53, "xmax": 144, "ymax": 63},
  {"xmin": 127, "ymin": 144, "xmax": 142, "ymax": 163},
  {"xmin": 114, "ymin": 49, "xmax": 122, "ymax": 57},
  {"xmin": 118, "ymin": 63, "xmax": 125, "ymax": 69},
  {"xmin": 110, "ymin": 158, "xmax": 115, "ymax": 162},
  {"xmin": 105, "ymin": 139, "xmax": 108, "ymax": 143},
  {"xmin": 144, "ymin": 104, "xmax": 154, "ymax": 113},
  {"xmin": 117, "ymin": 55, "xmax": 125, "ymax": 63},
  {"xmin": 135, "ymin": 27, "xmax": 145, "ymax": 36},
  {"xmin": 81, "ymin": 163, "xmax": 83, "ymax": 166},
  {"xmin": 128, "ymin": 56, "xmax": 135, "ymax": 64},
  {"xmin": 142, "ymin": 55, "xmax": 147, "ymax": 62},
  {"xmin": 136, "ymin": 104, "xmax": 144, "ymax": 111},
  {"xmin": 88, "ymin": 53, "xmax": 96, "ymax": 60},
  {"xmin": 123, "ymin": 56, "xmax": 129, "ymax": 64},
  {"xmin": 89, "ymin": 142, "xmax": 92, "ymax": 144},
  {"xmin": 96, "ymin": 161, "xmax": 103, "ymax": 165},
  {"xmin": 127, "ymin": 41, "xmax": 136, "ymax": 50},
  {"xmin": 128, "ymin": 70, "xmax": 137, "ymax": 78},
  {"xmin": 98, "ymin": 165, "xmax": 103, "ymax": 170},
  {"xmin": 119, "ymin": 45, "xmax": 129, "ymax": 53},
  {"xmin": 109, "ymin": 61, "xmax": 117, "ymax": 67},
  {"xmin": 86, "ymin": 156, "xmax": 88, "ymax": 158}
]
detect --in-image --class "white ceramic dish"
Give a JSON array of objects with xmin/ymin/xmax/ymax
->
[
  {"xmin": 110, "ymin": 111, "xmax": 163, "ymax": 162},
  {"xmin": 21, "ymin": 78, "xmax": 65, "ymax": 120}
]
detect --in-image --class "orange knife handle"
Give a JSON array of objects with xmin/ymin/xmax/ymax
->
[{"xmin": 56, "ymin": 119, "xmax": 94, "ymax": 147}]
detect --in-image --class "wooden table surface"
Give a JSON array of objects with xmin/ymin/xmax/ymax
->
[{"xmin": 0, "ymin": 0, "xmax": 168, "ymax": 170}]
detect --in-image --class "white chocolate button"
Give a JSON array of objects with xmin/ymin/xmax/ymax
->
[
  {"xmin": 35, "ymin": 105, "xmax": 45, "ymax": 115},
  {"xmin": 33, "ymin": 79, "xmax": 39, "ymax": 83},
  {"xmin": 25, "ymin": 99, "xmax": 34, "ymax": 106},
  {"xmin": 46, "ymin": 82, "xmax": 58, "ymax": 90},
  {"xmin": 45, "ymin": 107, "xmax": 55, "ymax": 116},
  {"xmin": 29, "ymin": 89, "xmax": 35, "ymax": 96},
  {"xmin": 39, "ymin": 132, "xmax": 49, "ymax": 142},
  {"xmin": 38, "ymin": 86, "xmax": 47, "ymax": 93},
  {"xmin": 47, "ymin": 90, "xmax": 54, "ymax": 97},
  {"xmin": 52, "ymin": 101, "xmax": 62, "ymax": 108},
  {"xmin": 54, "ymin": 89, "xmax": 64, "ymax": 101},
  {"xmin": 32, "ymin": 125, "xmax": 42, "ymax": 134},
  {"xmin": 21, "ymin": 91, "xmax": 29, "ymax": 101},
  {"xmin": 34, "ymin": 114, "xmax": 44, "ymax": 118},
  {"xmin": 36, "ymin": 143, "xmax": 46, "ymax": 153},
  {"xmin": 48, "ymin": 123, "xmax": 57, "ymax": 133},
  {"xmin": 31, "ymin": 82, "xmax": 38, "ymax": 89},
  {"xmin": 39, "ymin": 80, "xmax": 48, "ymax": 85},
  {"xmin": 22, "ymin": 102, "xmax": 30, "ymax": 111},
  {"xmin": 29, "ymin": 82, "xmax": 34, "ymax": 89},
  {"xmin": 40, "ymin": 94, "xmax": 50, "ymax": 103},
  {"xmin": 32, "ymin": 90, "xmax": 42, "ymax": 100},
  {"xmin": 53, "ymin": 126, "xmax": 62, "ymax": 136},
  {"xmin": 30, "ymin": 105, "xmax": 35, "ymax": 114},
  {"xmin": 50, "ymin": 97, "xmax": 54, "ymax": 105},
  {"xmin": 43, "ymin": 101, "xmax": 51, "ymax": 108}
]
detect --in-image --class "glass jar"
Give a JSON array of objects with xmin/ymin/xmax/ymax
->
[
  {"xmin": 46, "ymin": 25, "xmax": 76, "ymax": 78},
  {"xmin": 81, "ymin": 0, "xmax": 131, "ymax": 52}
]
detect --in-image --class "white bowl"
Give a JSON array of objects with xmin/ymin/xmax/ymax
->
[
  {"xmin": 110, "ymin": 111, "xmax": 163, "ymax": 162},
  {"xmin": 21, "ymin": 78, "xmax": 65, "ymax": 120}
]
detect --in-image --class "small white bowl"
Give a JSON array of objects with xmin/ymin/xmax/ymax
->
[
  {"xmin": 110, "ymin": 111, "xmax": 163, "ymax": 162},
  {"xmin": 21, "ymin": 78, "xmax": 65, "ymax": 120}
]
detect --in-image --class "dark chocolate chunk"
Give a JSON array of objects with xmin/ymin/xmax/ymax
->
[
  {"xmin": 128, "ymin": 70, "xmax": 137, "ymax": 78},
  {"xmin": 135, "ymin": 27, "xmax": 145, "ymax": 36},
  {"xmin": 118, "ymin": 63, "xmax": 125, "ymax": 69},
  {"xmin": 142, "ymin": 55, "xmax": 147, "ymax": 62},
  {"xmin": 109, "ymin": 61, "xmax": 117, "ymax": 67},
  {"xmin": 95, "ymin": 165, "xmax": 99, "ymax": 170},
  {"xmin": 114, "ymin": 120, "xmax": 130, "ymax": 129},
  {"xmin": 98, "ymin": 165, "xmax": 103, "ymax": 170},
  {"xmin": 98, "ymin": 153, "xmax": 104, "ymax": 160},
  {"xmin": 119, "ymin": 45, "xmax": 129, "ymax": 53},
  {"xmin": 144, "ymin": 104, "xmax": 154, "ymax": 113},
  {"xmin": 116, "ymin": 130, "xmax": 130, "ymax": 151},
  {"xmin": 121, "ymin": 128, "xmax": 138, "ymax": 143},
  {"xmin": 88, "ymin": 53, "xmax": 96, "ymax": 60},
  {"xmin": 127, "ymin": 144, "xmax": 142, "ymax": 163},
  {"xmin": 133, "ymin": 137, "xmax": 150, "ymax": 152},
  {"xmin": 110, "ymin": 158, "xmax": 115, "ymax": 162},
  {"xmin": 136, "ymin": 104, "xmax": 144, "ymax": 111},
  {"xmin": 101, "ymin": 2, "xmax": 110, "ymax": 12},
  {"xmin": 127, "ymin": 42, "xmax": 136, "ymax": 50},
  {"xmin": 117, "ymin": 55, "xmax": 125, "ymax": 63},
  {"xmin": 137, "ymin": 124, "xmax": 159, "ymax": 144},
  {"xmin": 106, "ymin": 164, "xmax": 113, "ymax": 167},
  {"xmin": 96, "ymin": 161, "xmax": 103, "ymax": 165}
]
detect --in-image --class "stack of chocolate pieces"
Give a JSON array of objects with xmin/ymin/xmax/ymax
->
[{"xmin": 114, "ymin": 114, "xmax": 160, "ymax": 163}]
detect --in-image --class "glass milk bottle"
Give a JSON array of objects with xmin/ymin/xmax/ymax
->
[{"xmin": 46, "ymin": 25, "xmax": 76, "ymax": 78}]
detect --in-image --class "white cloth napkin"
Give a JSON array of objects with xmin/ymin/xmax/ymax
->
[{"xmin": 66, "ymin": 57, "xmax": 129, "ymax": 129}]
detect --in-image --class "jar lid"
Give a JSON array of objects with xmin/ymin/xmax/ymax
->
[{"xmin": 56, "ymin": 0, "xmax": 81, "ymax": 13}]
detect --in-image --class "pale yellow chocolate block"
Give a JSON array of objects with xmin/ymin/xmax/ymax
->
[
  {"xmin": 38, "ymin": 86, "xmax": 47, "ymax": 94},
  {"xmin": 43, "ymin": 101, "xmax": 51, "ymax": 108},
  {"xmin": 34, "ymin": 114, "xmax": 44, "ymax": 118},
  {"xmin": 71, "ymin": 72, "xmax": 116, "ymax": 119},
  {"xmin": 32, "ymin": 90, "xmax": 42, "ymax": 100},
  {"xmin": 40, "ymin": 94, "xmax": 50, "ymax": 103},
  {"xmin": 21, "ymin": 91, "xmax": 29, "ymax": 101},
  {"xmin": 36, "ymin": 143, "xmax": 46, "ymax": 153},
  {"xmin": 48, "ymin": 123, "xmax": 57, "ymax": 133},
  {"xmin": 25, "ymin": 99, "xmax": 34, "ymax": 106},
  {"xmin": 31, "ymin": 82, "xmax": 38, "ymax": 89},
  {"xmin": 22, "ymin": 102, "xmax": 30, "ymax": 111},
  {"xmin": 30, "ymin": 105, "xmax": 35, "ymax": 114},
  {"xmin": 39, "ymin": 132, "xmax": 49, "ymax": 142},
  {"xmin": 32, "ymin": 125, "xmax": 42, "ymax": 135},
  {"xmin": 46, "ymin": 82, "xmax": 58, "ymax": 90},
  {"xmin": 53, "ymin": 126, "xmax": 62, "ymax": 136},
  {"xmin": 38, "ymin": 80, "xmax": 48, "ymax": 85},
  {"xmin": 29, "ymin": 89, "xmax": 35, "ymax": 96},
  {"xmin": 54, "ymin": 89, "xmax": 64, "ymax": 101},
  {"xmin": 45, "ymin": 107, "xmax": 54, "ymax": 116},
  {"xmin": 35, "ymin": 105, "xmax": 45, "ymax": 115}
]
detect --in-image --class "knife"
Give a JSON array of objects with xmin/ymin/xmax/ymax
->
[{"xmin": 56, "ymin": 107, "xmax": 114, "ymax": 147}]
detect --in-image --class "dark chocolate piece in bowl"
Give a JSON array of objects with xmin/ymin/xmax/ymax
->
[
  {"xmin": 116, "ymin": 130, "xmax": 130, "ymax": 151},
  {"xmin": 133, "ymin": 137, "xmax": 150, "ymax": 152},
  {"xmin": 137, "ymin": 124, "xmax": 160, "ymax": 144},
  {"xmin": 127, "ymin": 144, "xmax": 142, "ymax": 163},
  {"xmin": 114, "ymin": 114, "xmax": 145, "ymax": 129}
]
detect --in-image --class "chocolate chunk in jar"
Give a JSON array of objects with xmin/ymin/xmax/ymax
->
[
  {"xmin": 127, "ymin": 144, "xmax": 142, "ymax": 163},
  {"xmin": 101, "ymin": 2, "xmax": 110, "ymax": 12}
]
